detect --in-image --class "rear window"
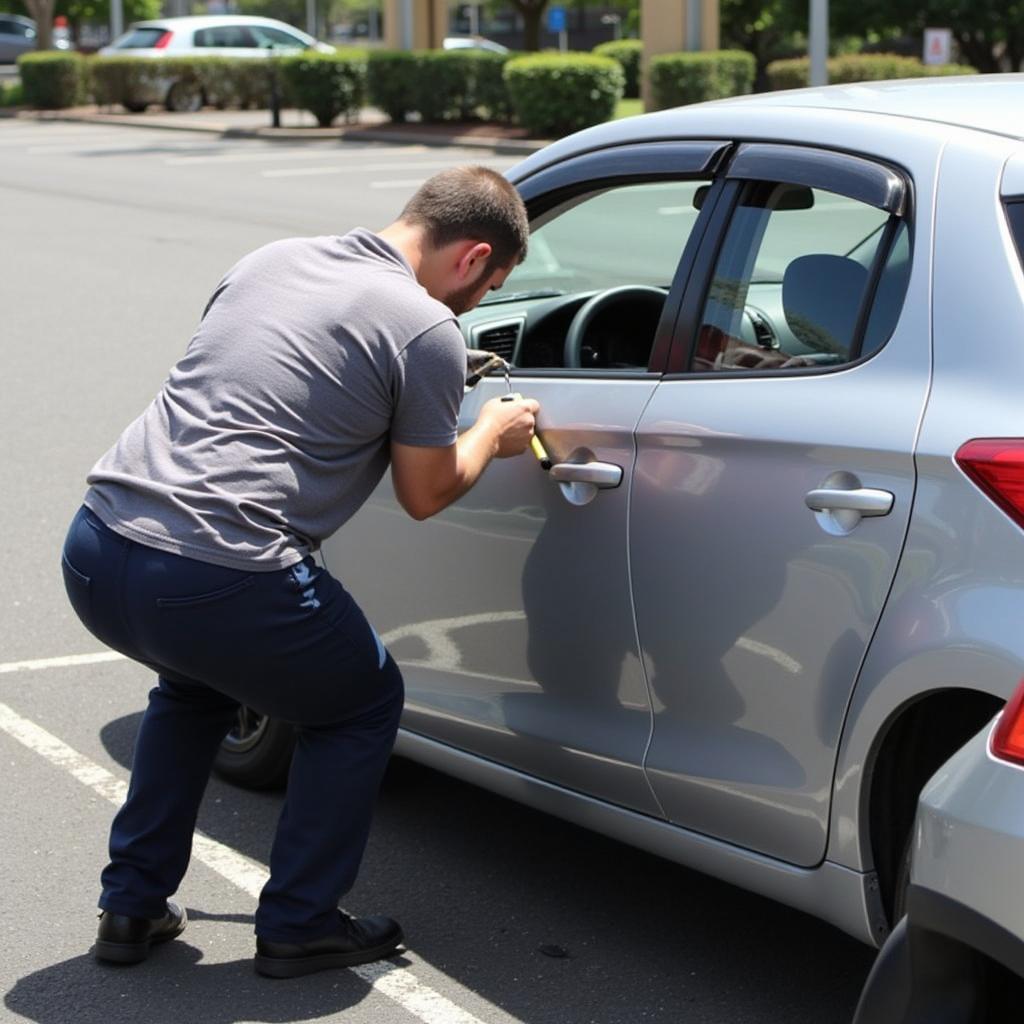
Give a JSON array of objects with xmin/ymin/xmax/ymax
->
[{"xmin": 112, "ymin": 27, "xmax": 167, "ymax": 48}]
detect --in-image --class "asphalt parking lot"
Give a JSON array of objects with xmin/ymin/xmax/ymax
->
[{"xmin": 0, "ymin": 119, "xmax": 876, "ymax": 1023}]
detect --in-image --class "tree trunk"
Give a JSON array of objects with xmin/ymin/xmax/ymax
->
[
  {"xmin": 510, "ymin": 0, "xmax": 549, "ymax": 52},
  {"xmin": 955, "ymin": 30, "xmax": 998, "ymax": 73},
  {"xmin": 23, "ymin": 0, "xmax": 55, "ymax": 50}
]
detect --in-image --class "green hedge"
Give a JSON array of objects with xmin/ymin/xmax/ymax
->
[
  {"xmin": 504, "ymin": 53, "xmax": 623, "ymax": 137},
  {"xmin": 593, "ymin": 39, "xmax": 642, "ymax": 99},
  {"xmin": 17, "ymin": 52, "xmax": 86, "ymax": 110},
  {"xmin": 0, "ymin": 80, "xmax": 24, "ymax": 107},
  {"xmin": 278, "ymin": 51, "xmax": 366, "ymax": 127},
  {"xmin": 366, "ymin": 49, "xmax": 513, "ymax": 122},
  {"xmin": 648, "ymin": 50, "xmax": 755, "ymax": 109},
  {"xmin": 765, "ymin": 54, "xmax": 977, "ymax": 90}
]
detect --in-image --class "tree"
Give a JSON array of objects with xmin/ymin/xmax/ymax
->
[
  {"xmin": 720, "ymin": 0, "xmax": 803, "ymax": 87},
  {"xmin": 506, "ymin": 0, "xmax": 550, "ymax": 51},
  {"xmin": 832, "ymin": 0, "xmax": 1024, "ymax": 72}
]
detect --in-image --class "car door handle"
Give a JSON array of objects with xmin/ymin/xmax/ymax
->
[
  {"xmin": 550, "ymin": 461, "xmax": 623, "ymax": 489},
  {"xmin": 804, "ymin": 487, "xmax": 894, "ymax": 517}
]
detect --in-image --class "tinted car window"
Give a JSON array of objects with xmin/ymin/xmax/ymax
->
[
  {"xmin": 0, "ymin": 18, "xmax": 34, "ymax": 37},
  {"xmin": 489, "ymin": 180, "xmax": 706, "ymax": 300},
  {"xmin": 250, "ymin": 25, "xmax": 306, "ymax": 48},
  {"xmin": 691, "ymin": 182, "xmax": 908, "ymax": 372},
  {"xmin": 112, "ymin": 28, "xmax": 168, "ymax": 48},
  {"xmin": 194, "ymin": 26, "xmax": 259, "ymax": 48}
]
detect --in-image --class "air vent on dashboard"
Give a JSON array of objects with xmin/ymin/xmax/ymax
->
[{"xmin": 472, "ymin": 318, "xmax": 525, "ymax": 364}]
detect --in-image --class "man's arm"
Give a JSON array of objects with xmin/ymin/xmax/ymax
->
[{"xmin": 391, "ymin": 396, "xmax": 539, "ymax": 521}]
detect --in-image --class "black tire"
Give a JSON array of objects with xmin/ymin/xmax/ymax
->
[
  {"xmin": 165, "ymin": 80, "xmax": 204, "ymax": 113},
  {"xmin": 213, "ymin": 708, "xmax": 295, "ymax": 790}
]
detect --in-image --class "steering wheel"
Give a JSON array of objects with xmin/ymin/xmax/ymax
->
[{"xmin": 563, "ymin": 286, "xmax": 669, "ymax": 369}]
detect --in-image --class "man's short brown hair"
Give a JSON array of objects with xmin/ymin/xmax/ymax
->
[{"xmin": 400, "ymin": 165, "xmax": 529, "ymax": 269}]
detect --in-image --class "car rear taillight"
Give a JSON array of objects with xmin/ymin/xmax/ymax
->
[
  {"xmin": 991, "ymin": 680, "xmax": 1024, "ymax": 766},
  {"xmin": 154, "ymin": 31, "xmax": 173, "ymax": 49},
  {"xmin": 955, "ymin": 439, "xmax": 1024, "ymax": 531}
]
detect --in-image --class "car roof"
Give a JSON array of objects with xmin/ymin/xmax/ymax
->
[
  {"xmin": 510, "ymin": 75, "xmax": 1024, "ymax": 182},
  {"xmin": 127, "ymin": 15, "xmax": 308, "ymax": 30}
]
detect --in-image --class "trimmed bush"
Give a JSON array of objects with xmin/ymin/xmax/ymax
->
[
  {"xmin": 648, "ymin": 50, "xmax": 755, "ymax": 109},
  {"xmin": 765, "ymin": 54, "xmax": 977, "ymax": 90},
  {"xmin": 504, "ymin": 53, "xmax": 623, "ymax": 137},
  {"xmin": 17, "ymin": 52, "xmax": 86, "ymax": 110},
  {"xmin": 593, "ymin": 39, "xmax": 642, "ymax": 98},
  {"xmin": 367, "ymin": 49, "xmax": 514, "ymax": 123},
  {"xmin": 89, "ymin": 56, "xmax": 166, "ymax": 110},
  {"xmin": 278, "ymin": 50, "xmax": 367, "ymax": 127},
  {"xmin": 0, "ymin": 80, "xmax": 24, "ymax": 107},
  {"xmin": 366, "ymin": 50, "xmax": 419, "ymax": 121}
]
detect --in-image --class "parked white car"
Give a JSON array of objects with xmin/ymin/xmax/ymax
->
[{"xmin": 99, "ymin": 15, "xmax": 333, "ymax": 111}]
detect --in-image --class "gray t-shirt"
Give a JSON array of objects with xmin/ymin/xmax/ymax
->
[{"xmin": 84, "ymin": 229, "xmax": 466, "ymax": 571}]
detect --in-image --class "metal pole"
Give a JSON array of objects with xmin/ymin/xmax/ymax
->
[
  {"xmin": 306, "ymin": 0, "xmax": 316, "ymax": 39},
  {"xmin": 469, "ymin": 2, "xmax": 480, "ymax": 36},
  {"xmin": 809, "ymin": 0, "xmax": 829, "ymax": 87},
  {"xmin": 401, "ymin": 0, "xmax": 413, "ymax": 49},
  {"xmin": 686, "ymin": 0, "xmax": 701, "ymax": 52},
  {"xmin": 110, "ymin": 0, "xmax": 123, "ymax": 41}
]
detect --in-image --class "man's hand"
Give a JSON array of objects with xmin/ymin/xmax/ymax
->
[
  {"xmin": 391, "ymin": 396, "xmax": 541, "ymax": 520},
  {"xmin": 477, "ymin": 396, "xmax": 540, "ymax": 458}
]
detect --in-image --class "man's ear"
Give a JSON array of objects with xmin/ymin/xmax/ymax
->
[{"xmin": 456, "ymin": 241, "xmax": 493, "ymax": 280}]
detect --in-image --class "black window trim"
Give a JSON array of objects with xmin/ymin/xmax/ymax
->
[
  {"xmin": 496, "ymin": 140, "xmax": 733, "ymax": 379},
  {"xmin": 663, "ymin": 143, "xmax": 915, "ymax": 379}
]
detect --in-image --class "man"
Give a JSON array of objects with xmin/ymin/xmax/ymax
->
[{"xmin": 60, "ymin": 165, "xmax": 538, "ymax": 979}]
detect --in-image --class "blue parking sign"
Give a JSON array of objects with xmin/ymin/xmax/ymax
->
[{"xmin": 547, "ymin": 5, "xmax": 566, "ymax": 32}]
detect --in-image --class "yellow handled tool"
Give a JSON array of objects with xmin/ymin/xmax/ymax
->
[{"xmin": 501, "ymin": 392, "xmax": 552, "ymax": 470}]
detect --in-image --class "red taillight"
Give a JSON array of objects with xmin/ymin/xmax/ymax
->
[
  {"xmin": 154, "ymin": 31, "xmax": 173, "ymax": 49},
  {"xmin": 991, "ymin": 680, "xmax": 1024, "ymax": 766},
  {"xmin": 955, "ymin": 438, "xmax": 1024, "ymax": 531}
]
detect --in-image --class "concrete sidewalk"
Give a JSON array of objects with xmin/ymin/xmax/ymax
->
[{"xmin": 3, "ymin": 103, "xmax": 549, "ymax": 155}]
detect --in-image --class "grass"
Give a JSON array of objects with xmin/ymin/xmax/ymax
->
[{"xmin": 613, "ymin": 97, "xmax": 643, "ymax": 120}]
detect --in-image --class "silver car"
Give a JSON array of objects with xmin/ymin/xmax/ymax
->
[
  {"xmin": 217, "ymin": 76, "xmax": 1024, "ymax": 967},
  {"xmin": 0, "ymin": 14, "xmax": 71, "ymax": 62},
  {"xmin": 854, "ymin": 680, "xmax": 1024, "ymax": 1019}
]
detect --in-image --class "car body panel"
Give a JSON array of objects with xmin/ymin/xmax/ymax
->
[
  {"xmin": 329, "ymin": 376, "xmax": 664, "ymax": 816},
  {"xmin": 828, "ymin": 129, "xmax": 1024, "ymax": 871}
]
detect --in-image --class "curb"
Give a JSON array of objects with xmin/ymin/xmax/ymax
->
[{"xmin": 5, "ymin": 108, "xmax": 548, "ymax": 155}]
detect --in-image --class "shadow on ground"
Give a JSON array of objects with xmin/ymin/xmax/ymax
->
[{"xmin": 7, "ymin": 710, "xmax": 878, "ymax": 1024}]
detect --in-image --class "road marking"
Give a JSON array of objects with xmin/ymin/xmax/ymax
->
[
  {"xmin": 0, "ymin": 651, "xmax": 126, "ymax": 675},
  {"xmin": 0, "ymin": 698, "xmax": 522, "ymax": 1024},
  {"xmin": 164, "ymin": 144, "xmax": 431, "ymax": 167},
  {"xmin": 262, "ymin": 160, "xmax": 487, "ymax": 179},
  {"xmin": 370, "ymin": 179, "xmax": 434, "ymax": 189}
]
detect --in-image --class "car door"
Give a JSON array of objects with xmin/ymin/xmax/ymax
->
[
  {"xmin": 328, "ymin": 141, "xmax": 727, "ymax": 815},
  {"xmin": 630, "ymin": 144, "xmax": 931, "ymax": 864}
]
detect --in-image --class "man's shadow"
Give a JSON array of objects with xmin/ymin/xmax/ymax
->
[{"xmin": 4, "ymin": 939, "xmax": 405, "ymax": 1024}]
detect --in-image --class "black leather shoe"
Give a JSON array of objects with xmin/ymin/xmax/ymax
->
[
  {"xmin": 95, "ymin": 900, "xmax": 188, "ymax": 964},
  {"xmin": 255, "ymin": 911, "xmax": 404, "ymax": 978}
]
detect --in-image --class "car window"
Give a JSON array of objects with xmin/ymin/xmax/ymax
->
[
  {"xmin": 194, "ymin": 26, "xmax": 259, "ymax": 48},
  {"xmin": 112, "ymin": 27, "xmax": 168, "ymax": 48},
  {"xmin": 486, "ymin": 180, "xmax": 706, "ymax": 302},
  {"xmin": 249, "ymin": 25, "xmax": 307, "ymax": 48},
  {"xmin": 0, "ymin": 19, "xmax": 34, "ymax": 37},
  {"xmin": 690, "ymin": 182, "xmax": 909, "ymax": 372}
]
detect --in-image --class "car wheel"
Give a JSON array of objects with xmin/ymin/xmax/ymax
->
[
  {"xmin": 165, "ymin": 80, "xmax": 204, "ymax": 113},
  {"xmin": 213, "ymin": 707, "xmax": 295, "ymax": 790},
  {"xmin": 122, "ymin": 100, "xmax": 149, "ymax": 113}
]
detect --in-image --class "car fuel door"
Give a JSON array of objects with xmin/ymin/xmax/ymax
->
[{"xmin": 630, "ymin": 143, "xmax": 936, "ymax": 864}]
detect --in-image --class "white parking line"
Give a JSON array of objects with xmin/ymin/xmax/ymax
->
[
  {"xmin": 0, "ymin": 651, "xmax": 126, "ymax": 674},
  {"xmin": 262, "ymin": 160, "xmax": 492, "ymax": 179},
  {"xmin": 164, "ymin": 144, "xmax": 431, "ymax": 167},
  {"xmin": 0, "ymin": 688, "xmax": 522, "ymax": 1024}
]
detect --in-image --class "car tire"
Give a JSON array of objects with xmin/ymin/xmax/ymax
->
[
  {"xmin": 213, "ymin": 708, "xmax": 295, "ymax": 790},
  {"xmin": 122, "ymin": 100, "xmax": 149, "ymax": 113},
  {"xmin": 165, "ymin": 80, "xmax": 204, "ymax": 114}
]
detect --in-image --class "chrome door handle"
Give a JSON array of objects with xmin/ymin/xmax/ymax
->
[
  {"xmin": 550, "ymin": 461, "xmax": 623, "ymax": 489},
  {"xmin": 805, "ymin": 487, "xmax": 894, "ymax": 517}
]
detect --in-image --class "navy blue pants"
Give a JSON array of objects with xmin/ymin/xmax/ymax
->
[{"xmin": 61, "ymin": 505, "xmax": 404, "ymax": 943}]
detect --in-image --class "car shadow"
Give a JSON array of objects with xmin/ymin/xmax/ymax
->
[{"xmin": 85, "ymin": 711, "xmax": 875, "ymax": 1024}]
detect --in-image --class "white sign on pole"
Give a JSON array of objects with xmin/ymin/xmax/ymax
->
[{"xmin": 924, "ymin": 27, "xmax": 953, "ymax": 66}]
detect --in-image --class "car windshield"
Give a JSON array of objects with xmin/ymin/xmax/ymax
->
[{"xmin": 484, "ymin": 180, "xmax": 703, "ymax": 304}]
